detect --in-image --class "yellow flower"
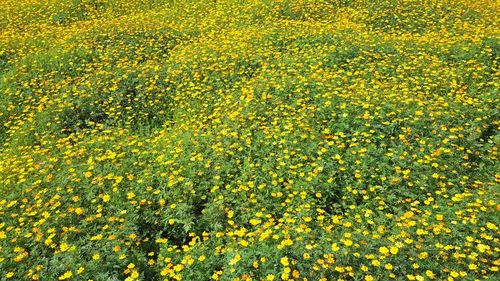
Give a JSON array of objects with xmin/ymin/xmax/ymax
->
[
  {"xmin": 229, "ymin": 254, "xmax": 241, "ymax": 265},
  {"xmin": 249, "ymin": 219, "xmax": 261, "ymax": 225},
  {"xmin": 212, "ymin": 272, "xmax": 219, "ymax": 280},
  {"xmin": 365, "ymin": 275, "xmax": 374, "ymax": 281},
  {"xmin": 416, "ymin": 229, "xmax": 427, "ymax": 235},
  {"xmin": 280, "ymin": 257, "xmax": 289, "ymax": 266},
  {"xmin": 102, "ymin": 194, "xmax": 110, "ymax": 202},
  {"xmin": 389, "ymin": 246, "xmax": 399, "ymax": 255},
  {"xmin": 58, "ymin": 271, "xmax": 72, "ymax": 280},
  {"xmin": 6, "ymin": 272, "xmax": 14, "ymax": 279},
  {"xmin": 418, "ymin": 252, "xmax": 428, "ymax": 259},
  {"xmin": 343, "ymin": 239, "xmax": 353, "ymax": 246},
  {"xmin": 160, "ymin": 268, "xmax": 169, "ymax": 276},
  {"xmin": 60, "ymin": 243, "xmax": 69, "ymax": 252},
  {"xmin": 477, "ymin": 243, "xmax": 490, "ymax": 253},
  {"xmin": 379, "ymin": 246, "xmax": 389, "ymax": 255},
  {"xmin": 74, "ymin": 208, "xmax": 84, "ymax": 215},
  {"xmin": 486, "ymin": 222, "xmax": 497, "ymax": 230}
]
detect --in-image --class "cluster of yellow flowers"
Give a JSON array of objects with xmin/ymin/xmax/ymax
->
[{"xmin": 0, "ymin": 0, "xmax": 498, "ymax": 280}]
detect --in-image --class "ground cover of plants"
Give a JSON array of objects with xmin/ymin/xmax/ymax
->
[{"xmin": 0, "ymin": 0, "xmax": 499, "ymax": 280}]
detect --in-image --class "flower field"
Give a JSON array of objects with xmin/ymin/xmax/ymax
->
[{"xmin": 0, "ymin": 0, "xmax": 499, "ymax": 280}]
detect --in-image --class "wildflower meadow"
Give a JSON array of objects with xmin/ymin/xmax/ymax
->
[{"xmin": 0, "ymin": 0, "xmax": 498, "ymax": 280}]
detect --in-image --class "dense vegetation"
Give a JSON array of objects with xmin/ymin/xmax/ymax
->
[{"xmin": 0, "ymin": 0, "xmax": 499, "ymax": 280}]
